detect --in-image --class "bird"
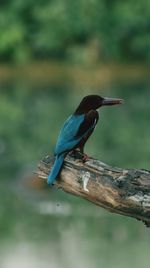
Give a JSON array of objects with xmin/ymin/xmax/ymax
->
[{"xmin": 47, "ymin": 95, "xmax": 123, "ymax": 185}]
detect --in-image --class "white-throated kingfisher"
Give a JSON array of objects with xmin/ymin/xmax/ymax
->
[{"xmin": 47, "ymin": 95, "xmax": 123, "ymax": 185}]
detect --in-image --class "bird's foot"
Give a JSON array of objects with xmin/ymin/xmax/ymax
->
[
  {"xmin": 68, "ymin": 150, "xmax": 82, "ymax": 159},
  {"xmin": 68, "ymin": 150, "xmax": 77, "ymax": 158},
  {"xmin": 82, "ymin": 153, "xmax": 90, "ymax": 162},
  {"xmin": 69, "ymin": 150, "xmax": 90, "ymax": 162}
]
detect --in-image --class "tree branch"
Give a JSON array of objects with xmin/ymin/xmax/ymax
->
[{"xmin": 37, "ymin": 155, "xmax": 150, "ymax": 227}]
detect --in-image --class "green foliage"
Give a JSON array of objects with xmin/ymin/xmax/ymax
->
[{"xmin": 0, "ymin": 0, "xmax": 149, "ymax": 62}]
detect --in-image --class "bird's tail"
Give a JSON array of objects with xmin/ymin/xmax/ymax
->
[{"xmin": 47, "ymin": 153, "xmax": 65, "ymax": 185}]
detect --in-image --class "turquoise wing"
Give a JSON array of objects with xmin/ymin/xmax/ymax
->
[{"xmin": 54, "ymin": 115, "xmax": 85, "ymax": 155}]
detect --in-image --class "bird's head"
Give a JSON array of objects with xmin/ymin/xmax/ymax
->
[{"xmin": 75, "ymin": 95, "xmax": 123, "ymax": 114}]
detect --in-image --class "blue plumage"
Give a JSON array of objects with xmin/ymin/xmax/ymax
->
[
  {"xmin": 54, "ymin": 115, "xmax": 85, "ymax": 155},
  {"xmin": 47, "ymin": 154, "xmax": 65, "ymax": 185},
  {"xmin": 48, "ymin": 114, "xmax": 85, "ymax": 185}
]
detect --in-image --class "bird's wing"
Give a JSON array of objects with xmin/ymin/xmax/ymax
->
[
  {"xmin": 54, "ymin": 114, "xmax": 85, "ymax": 155},
  {"xmin": 75, "ymin": 110, "xmax": 99, "ymax": 138},
  {"xmin": 54, "ymin": 111, "xmax": 99, "ymax": 155}
]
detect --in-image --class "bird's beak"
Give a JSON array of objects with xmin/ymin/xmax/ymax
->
[{"xmin": 102, "ymin": 97, "xmax": 124, "ymax": 106}]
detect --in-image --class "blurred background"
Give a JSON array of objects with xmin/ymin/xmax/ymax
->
[{"xmin": 0, "ymin": 0, "xmax": 150, "ymax": 267}]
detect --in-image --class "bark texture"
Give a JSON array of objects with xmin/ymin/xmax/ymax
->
[{"xmin": 37, "ymin": 155, "xmax": 150, "ymax": 226}]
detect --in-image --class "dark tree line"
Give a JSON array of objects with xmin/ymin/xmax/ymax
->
[{"xmin": 0, "ymin": 0, "xmax": 149, "ymax": 63}]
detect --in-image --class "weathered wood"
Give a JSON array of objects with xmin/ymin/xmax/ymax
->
[{"xmin": 37, "ymin": 155, "xmax": 150, "ymax": 226}]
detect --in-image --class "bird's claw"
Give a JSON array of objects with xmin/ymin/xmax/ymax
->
[
  {"xmin": 69, "ymin": 150, "xmax": 90, "ymax": 162},
  {"xmin": 82, "ymin": 154, "xmax": 90, "ymax": 162}
]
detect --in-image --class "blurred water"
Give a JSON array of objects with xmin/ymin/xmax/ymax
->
[{"xmin": 0, "ymin": 79, "xmax": 150, "ymax": 268}]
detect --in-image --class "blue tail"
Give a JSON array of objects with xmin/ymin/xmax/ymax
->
[{"xmin": 47, "ymin": 154, "xmax": 65, "ymax": 185}]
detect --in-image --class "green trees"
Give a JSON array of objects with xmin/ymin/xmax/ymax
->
[{"xmin": 0, "ymin": 0, "xmax": 149, "ymax": 62}]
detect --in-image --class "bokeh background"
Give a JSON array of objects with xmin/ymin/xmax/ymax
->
[{"xmin": 0, "ymin": 1, "xmax": 150, "ymax": 267}]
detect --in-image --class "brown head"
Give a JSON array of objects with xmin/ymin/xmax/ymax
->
[{"xmin": 75, "ymin": 95, "xmax": 124, "ymax": 114}]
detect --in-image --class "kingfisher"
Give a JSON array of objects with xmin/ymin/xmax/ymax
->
[{"xmin": 47, "ymin": 95, "xmax": 123, "ymax": 185}]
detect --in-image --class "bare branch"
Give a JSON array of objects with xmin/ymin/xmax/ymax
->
[{"xmin": 37, "ymin": 155, "xmax": 150, "ymax": 227}]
